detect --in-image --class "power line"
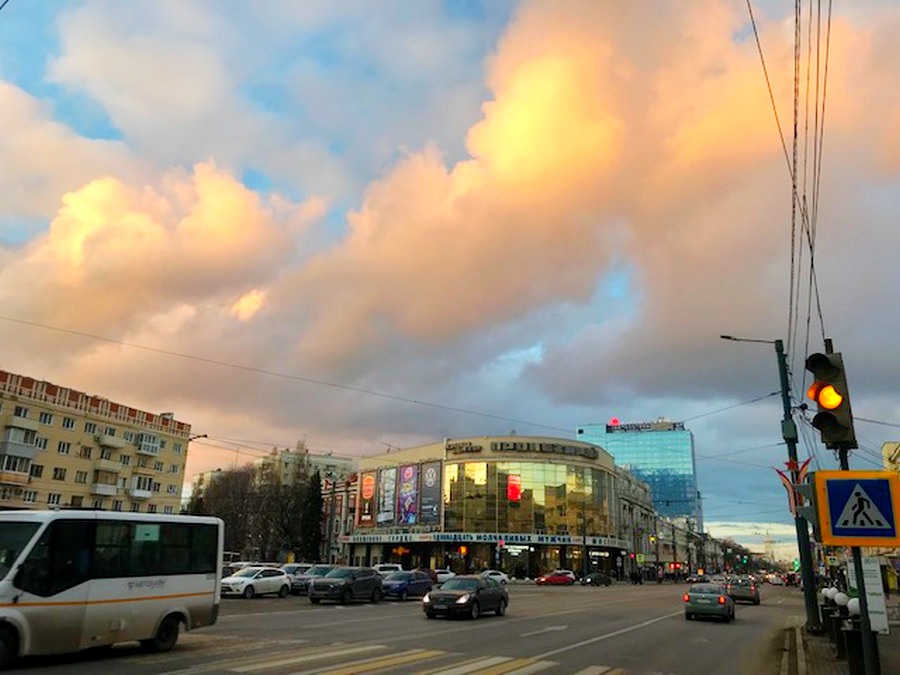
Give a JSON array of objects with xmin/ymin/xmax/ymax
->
[
  {"xmin": 0, "ymin": 0, "xmax": 12, "ymax": 14},
  {"xmin": 683, "ymin": 392, "xmax": 780, "ymax": 421}
]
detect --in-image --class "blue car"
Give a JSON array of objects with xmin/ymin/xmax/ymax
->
[{"xmin": 382, "ymin": 570, "xmax": 434, "ymax": 601}]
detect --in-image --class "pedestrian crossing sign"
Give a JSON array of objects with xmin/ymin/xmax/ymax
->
[{"xmin": 814, "ymin": 470, "xmax": 900, "ymax": 546}]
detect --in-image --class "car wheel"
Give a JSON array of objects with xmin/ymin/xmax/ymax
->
[
  {"xmin": 425, "ymin": 611, "xmax": 436, "ymax": 619},
  {"xmin": 140, "ymin": 614, "xmax": 180, "ymax": 653},
  {"xmin": 496, "ymin": 599, "xmax": 507, "ymax": 617},
  {"xmin": 0, "ymin": 625, "xmax": 18, "ymax": 670},
  {"xmin": 399, "ymin": 589, "xmax": 408, "ymax": 602},
  {"xmin": 243, "ymin": 586, "xmax": 255, "ymax": 599},
  {"xmin": 685, "ymin": 612, "xmax": 692, "ymax": 620},
  {"xmin": 291, "ymin": 589, "xmax": 300, "ymax": 596},
  {"xmin": 470, "ymin": 602, "xmax": 480, "ymax": 620},
  {"xmin": 278, "ymin": 585, "xmax": 289, "ymax": 598},
  {"xmin": 310, "ymin": 597, "xmax": 321, "ymax": 604},
  {"xmin": 371, "ymin": 588, "xmax": 381, "ymax": 603},
  {"xmin": 341, "ymin": 588, "xmax": 352, "ymax": 605}
]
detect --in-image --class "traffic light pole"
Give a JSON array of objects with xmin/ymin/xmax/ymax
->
[{"xmin": 775, "ymin": 339, "xmax": 823, "ymax": 633}]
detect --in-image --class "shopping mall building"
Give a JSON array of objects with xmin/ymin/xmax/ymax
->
[{"xmin": 339, "ymin": 435, "xmax": 630, "ymax": 578}]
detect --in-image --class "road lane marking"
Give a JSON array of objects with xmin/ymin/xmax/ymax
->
[
  {"xmin": 531, "ymin": 610, "xmax": 683, "ymax": 660},
  {"xmin": 314, "ymin": 649, "xmax": 445, "ymax": 674},
  {"xmin": 227, "ymin": 644, "xmax": 387, "ymax": 672},
  {"xmin": 521, "ymin": 625, "xmax": 567, "ymax": 637},
  {"xmin": 572, "ymin": 667, "xmax": 613, "ymax": 675},
  {"xmin": 425, "ymin": 656, "xmax": 511, "ymax": 675},
  {"xmin": 477, "ymin": 657, "xmax": 556, "ymax": 674},
  {"xmin": 502, "ymin": 662, "xmax": 557, "ymax": 675}
]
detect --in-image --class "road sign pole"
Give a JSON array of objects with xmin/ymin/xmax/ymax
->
[
  {"xmin": 840, "ymin": 449, "xmax": 880, "ymax": 675},
  {"xmin": 776, "ymin": 339, "xmax": 823, "ymax": 633}
]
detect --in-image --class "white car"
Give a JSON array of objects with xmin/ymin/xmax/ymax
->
[
  {"xmin": 480, "ymin": 569, "xmax": 510, "ymax": 584},
  {"xmin": 373, "ymin": 563, "xmax": 403, "ymax": 577},
  {"xmin": 435, "ymin": 568, "xmax": 456, "ymax": 583},
  {"xmin": 221, "ymin": 566, "xmax": 291, "ymax": 599}
]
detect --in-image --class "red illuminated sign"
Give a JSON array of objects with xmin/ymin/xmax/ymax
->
[{"xmin": 507, "ymin": 475, "xmax": 521, "ymax": 502}]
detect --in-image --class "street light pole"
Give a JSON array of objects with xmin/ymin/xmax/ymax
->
[{"xmin": 721, "ymin": 335, "xmax": 822, "ymax": 633}]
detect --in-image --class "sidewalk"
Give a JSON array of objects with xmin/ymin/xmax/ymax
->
[{"xmin": 802, "ymin": 594, "xmax": 900, "ymax": 675}]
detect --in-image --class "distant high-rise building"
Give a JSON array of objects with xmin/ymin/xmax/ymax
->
[{"xmin": 577, "ymin": 418, "xmax": 703, "ymax": 532}]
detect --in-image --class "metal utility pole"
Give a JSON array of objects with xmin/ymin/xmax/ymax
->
[{"xmin": 721, "ymin": 335, "xmax": 822, "ymax": 632}]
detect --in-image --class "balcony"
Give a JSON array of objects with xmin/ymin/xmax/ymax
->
[
  {"xmin": 129, "ymin": 487, "xmax": 152, "ymax": 499},
  {"xmin": 96, "ymin": 434, "xmax": 127, "ymax": 449},
  {"xmin": 3, "ymin": 415, "xmax": 39, "ymax": 432},
  {"xmin": 0, "ymin": 440, "xmax": 39, "ymax": 461},
  {"xmin": 0, "ymin": 471, "xmax": 29, "ymax": 487},
  {"xmin": 90, "ymin": 483, "xmax": 118, "ymax": 497},
  {"xmin": 135, "ymin": 442, "xmax": 159, "ymax": 457},
  {"xmin": 93, "ymin": 458, "xmax": 121, "ymax": 473}
]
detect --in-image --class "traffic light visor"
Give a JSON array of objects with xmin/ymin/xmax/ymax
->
[{"xmin": 807, "ymin": 382, "xmax": 843, "ymax": 410}]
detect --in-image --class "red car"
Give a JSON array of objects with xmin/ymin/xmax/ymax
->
[{"xmin": 536, "ymin": 570, "xmax": 576, "ymax": 586}]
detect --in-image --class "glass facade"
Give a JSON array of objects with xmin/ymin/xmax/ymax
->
[
  {"xmin": 442, "ymin": 461, "xmax": 614, "ymax": 537},
  {"xmin": 577, "ymin": 422, "xmax": 703, "ymax": 530}
]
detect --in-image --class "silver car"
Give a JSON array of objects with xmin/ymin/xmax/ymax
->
[{"xmin": 683, "ymin": 583, "xmax": 735, "ymax": 621}]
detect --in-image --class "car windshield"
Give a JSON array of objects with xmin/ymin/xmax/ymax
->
[
  {"xmin": 0, "ymin": 521, "xmax": 40, "ymax": 579},
  {"xmin": 307, "ymin": 565, "xmax": 333, "ymax": 576},
  {"xmin": 233, "ymin": 567, "xmax": 262, "ymax": 578},
  {"xmin": 325, "ymin": 567, "xmax": 354, "ymax": 578},
  {"xmin": 386, "ymin": 571, "xmax": 411, "ymax": 581},
  {"xmin": 690, "ymin": 584, "xmax": 723, "ymax": 594},
  {"xmin": 442, "ymin": 578, "xmax": 478, "ymax": 591}
]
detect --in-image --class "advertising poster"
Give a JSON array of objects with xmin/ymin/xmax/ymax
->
[
  {"xmin": 358, "ymin": 472, "xmax": 376, "ymax": 526},
  {"xmin": 420, "ymin": 461, "xmax": 442, "ymax": 524},
  {"xmin": 396, "ymin": 464, "xmax": 419, "ymax": 524},
  {"xmin": 376, "ymin": 467, "xmax": 397, "ymax": 526}
]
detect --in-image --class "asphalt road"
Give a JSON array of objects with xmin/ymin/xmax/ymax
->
[{"xmin": 9, "ymin": 582, "xmax": 807, "ymax": 674}]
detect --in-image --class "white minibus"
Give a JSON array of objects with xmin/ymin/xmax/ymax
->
[{"xmin": 0, "ymin": 509, "xmax": 223, "ymax": 669}]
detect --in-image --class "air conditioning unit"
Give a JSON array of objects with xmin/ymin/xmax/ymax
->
[{"xmin": 13, "ymin": 487, "xmax": 23, "ymax": 495}]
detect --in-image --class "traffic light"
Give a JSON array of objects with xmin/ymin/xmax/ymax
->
[
  {"xmin": 459, "ymin": 546, "xmax": 468, "ymax": 556},
  {"xmin": 805, "ymin": 352, "xmax": 857, "ymax": 449}
]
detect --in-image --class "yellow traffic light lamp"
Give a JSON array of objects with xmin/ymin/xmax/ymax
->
[{"xmin": 805, "ymin": 352, "xmax": 857, "ymax": 450}]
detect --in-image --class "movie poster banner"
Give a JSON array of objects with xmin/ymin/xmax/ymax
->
[
  {"xmin": 396, "ymin": 464, "xmax": 419, "ymax": 524},
  {"xmin": 376, "ymin": 467, "xmax": 397, "ymax": 526},
  {"xmin": 358, "ymin": 471, "xmax": 376, "ymax": 526},
  {"xmin": 420, "ymin": 461, "xmax": 442, "ymax": 524}
]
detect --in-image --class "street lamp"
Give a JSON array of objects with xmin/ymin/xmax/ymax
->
[
  {"xmin": 720, "ymin": 334, "xmax": 822, "ymax": 633},
  {"xmin": 324, "ymin": 471, "xmax": 338, "ymax": 564}
]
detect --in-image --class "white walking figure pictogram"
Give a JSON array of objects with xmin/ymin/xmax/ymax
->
[{"xmin": 835, "ymin": 484, "xmax": 890, "ymax": 529}]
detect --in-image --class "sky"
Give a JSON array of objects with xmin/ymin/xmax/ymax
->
[{"xmin": 2, "ymin": 0, "xmax": 899, "ymax": 562}]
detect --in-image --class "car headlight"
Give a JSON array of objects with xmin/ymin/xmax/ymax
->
[
  {"xmin": 455, "ymin": 594, "xmax": 471, "ymax": 604},
  {"xmin": 422, "ymin": 593, "xmax": 431, "ymax": 603}
]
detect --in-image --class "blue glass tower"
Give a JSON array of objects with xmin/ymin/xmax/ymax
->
[{"xmin": 577, "ymin": 420, "xmax": 703, "ymax": 531}]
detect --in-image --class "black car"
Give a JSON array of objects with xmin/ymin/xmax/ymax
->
[
  {"xmin": 423, "ymin": 574, "xmax": 508, "ymax": 619},
  {"xmin": 291, "ymin": 564, "xmax": 335, "ymax": 596},
  {"xmin": 581, "ymin": 571, "xmax": 612, "ymax": 587},
  {"xmin": 308, "ymin": 566, "xmax": 382, "ymax": 604}
]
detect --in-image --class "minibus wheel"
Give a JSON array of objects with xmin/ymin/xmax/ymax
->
[
  {"xmin": 0, "ymin": 626, "xmax": 18, "ymax": 669},
  {"xmin": 140, "ymin": 614, "xmax": 180, "ymax": 653}
]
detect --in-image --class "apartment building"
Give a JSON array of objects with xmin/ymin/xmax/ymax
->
[{"xmin": 0, "ymin": 369, "xmax": 191, "ymax": 514}]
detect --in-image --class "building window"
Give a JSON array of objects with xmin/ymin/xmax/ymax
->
[
  {"xmin": 124, "ymin": 431, "xmax": 134, "ymax": 442},
  {"xmin": 14, "ymin": 406, "xmax": 29, "ymax": 418},
  {"xmin": 112, "ymin": 499, "xmax": 123, "ymax": 511},
  {"xmin": 2, "ymin": 455, "xmax": 30, "ymax": 473},
  {"xmin": 29, "ymin": 464, "xmax": 44, "ymax": 478},
  {"xmin": 152, "ymin": 482, "xmax": 160, "ymax": 493},
  {"xmin": 100, "ymin": 448, "xmax": 112, "ymax": 460},
  {"xmin": 134, "ymin": 475, "xmax": 154, "ymax": 491},
  {"xmin": 79, "ymin": 445, "xmax": 92, "ymax": 459},
  {"xmin": 48, "ymin": 493, "xmax": 61, "ymax": 505},
  {"xmin": 167, "ymin": 484, "xmax": 178, "ymax": 495},
  {"xmin": 57, "ymin": 441, "xmax": 71, "ymax": 455},
  {"xmin": 35, "ymin": 437, "xmax": 48, "ymax": 450},
  {"xmin": 105, "ymin": 427, "xmax": 116, "ymax": 437},
  {"xmin": 168, "ymin": 464, "xmax": 179, "ymax": 474},
  {"xmin": 23, "ymin": 490, "xmax": 37, "ymax": 503},
  {"xmin": 160, "ymin": 439, "xmax": 167, "ymax": 449},
  {"xmin": 92, "ymin": 499, "xmax": 104, "ymax": 509},
  {"xmin": 163, "ymin": 506, "xmax": 174, "ymax": 514},
  {"xmin": 147, "ymin": 504, "xmax": 157, "ymax": 513},
  {"xmin": 85, "ymin": 422, "xmax": 97, "ymax": 434},
  {"xmin": 62, "ymin": 417, "xmax": 75, "ymax": 430},
  {"xmin": 0, "ymin": 487, "xmax": 12, "ymax": 501},
  {"xmin": 71, "ymin": 495, "xmax": 83, "ymax": 507},
  {"xmin": 75, "ymin": 470, "xmax": 88, "ymax": 484},
  {"xmin": 52, "ymin": 467, "xmax": 67, "ymax": 481},
  {"xmin": 173, "ymin": 442, "xmax": 183, "ymax": 455},
  {"xmin": 119, "ymin": 455, "xmax": 131, "ymax": 466},
  {"xmin": 154, "ymin": 460, "xmax": 164, "ymax": 471},
  {"xmin": 39, "ymin": 411, "xmax": 53, "ymax": 424},
  {"xmin": 130, "ymin": 503, "xmax": 141, "ymax": 512}
]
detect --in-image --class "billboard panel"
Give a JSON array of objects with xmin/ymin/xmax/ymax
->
[
  {"xmin": 358, "ymin": 471, "xmax": 376, "ymax": 527},
  {"xmin": 376, "ymin": 467, "xmax": 397, "ymax": 526},
  {"xmin": 397, "ymin": 464, "xmax": 419, "ymax": 524},
  {"xmin": 420, "ymin": 461, "xmax": 442, "ymax": 525}
]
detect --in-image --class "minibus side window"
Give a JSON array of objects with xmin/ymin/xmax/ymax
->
[{"xmin": 16, "ymin": 520, "xmax": 93, "ymax": 596}]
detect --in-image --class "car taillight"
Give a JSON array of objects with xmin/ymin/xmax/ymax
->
[
  {"xmin": 718, "ymin": 596, "xmax": 726, "ymax": 604},
  {"xmin": 683, "ymin": 594, "xmax": 690, "ymax": 602},
  {"xmin": 750, "ymin": 585, "xmax": 756, "ymax": 592}
]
